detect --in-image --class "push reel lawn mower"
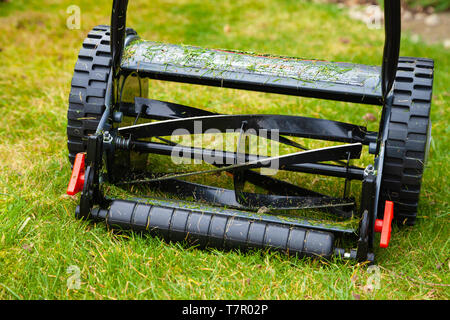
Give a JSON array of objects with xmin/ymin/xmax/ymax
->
[{"xmin": 66, "ymin": 0, "xmax": 433, "ymax": 263}]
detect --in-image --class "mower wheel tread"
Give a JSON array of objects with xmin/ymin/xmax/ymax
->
[
  {"xmin": 380, "ymin": 57, "xmax": 434, "ymax": 226},
  {"xmin": 67, "ymin": 25, "xmax": 136, "ymax": 164}
]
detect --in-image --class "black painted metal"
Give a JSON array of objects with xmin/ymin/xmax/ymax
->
[
  {"xmin": 128, "ymin": 178, "xmax": 354, "ymax": 214},
  {"xmin": 118, "ymin": 143, "xmax": 362, "ymax": 184},
  {"xmin": 127, "ymin": 140, "xmax": 365, "ymax": 180},
  {"xmin": 115, "ymin": 97, "xmax": 362, "ymax": 218},
  {"xmin": 381, "ymin": 0, "xmax": 401, "ymax": 99},
  {"xmin": 357, "ymin": 171, "xmax": 377, "ymax": 260},
  {"xmin": 119, "ymin": 97, "xmax": 367, "ymax": 179},
  {"xmin": 111, "ymin": 0, "xmax": 129, "ymax": 107},
  {"xmin": 123, "ymin": 98, "xmax": 309, "ymax": 150},
  {"xmin": 113, "ymin": 1, "xmax": 401, "ymax": 106},
  {"xmin": 123, "ymin": 97, "xmax": 214, "ymax": 120},
  {"xmin": 119, "ymin": 114, "xmax": 369, "ymax": 144},
  {"xmin": 121, "ymin": 41, "xmax": 383, "ymax": 105},
  {"xmin": 79, "ymin": 135, "xmax": 105, "ymax": 219}
]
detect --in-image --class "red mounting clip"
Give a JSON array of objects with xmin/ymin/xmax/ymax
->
[
  {"xmin": 67, "ymin": 153, "xmax": 86, "ymax": 196},
  {"xmin": 374, "ymin": 200, "xmax": 394, "ymax": 248}
]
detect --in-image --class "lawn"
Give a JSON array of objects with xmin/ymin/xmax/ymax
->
[{"xmin": 0, "ymin": 0, "xmax": 448, "ymax": 300}]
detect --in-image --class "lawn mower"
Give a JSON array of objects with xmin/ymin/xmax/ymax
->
[{"xmin": 66, "ymin": 0, "xmax": 434, "ymax": 263}]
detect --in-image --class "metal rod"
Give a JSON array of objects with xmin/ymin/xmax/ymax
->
[
  {"xmin": 111, "ymin": 0, "xmax": 129, "ymax": 107},
  {"xmin": 127, "ymin": 140, "xmax": 365, "ymax": 180},
  {"xmin": 381, "ymin": 0, "xmax": 401, "ymax": 99}
]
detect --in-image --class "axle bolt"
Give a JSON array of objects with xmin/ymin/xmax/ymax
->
[
  {"xmin": 113, "ymin": 111, "xmax": 123, "ymax": 123},
  {"xmin": 364, "ymin": 164, "xmax": 375, "ymax": 177}
]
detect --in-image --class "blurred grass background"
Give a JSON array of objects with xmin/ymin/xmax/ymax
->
[
  {"xmin": 0, "ymin": 0, "xmax": 448, "ymax": 299},
  {"xmin": 400, "ymin": 0, "xmax": 449, "ymax": 11}
]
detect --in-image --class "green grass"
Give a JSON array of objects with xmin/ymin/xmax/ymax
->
[
  {"xmin": 0, "ymin": 0, "xmax": 449, "ymax": 300},
  {"xmin": 403, "ymin": 0, "xmax": 450, "ymax": 11}
]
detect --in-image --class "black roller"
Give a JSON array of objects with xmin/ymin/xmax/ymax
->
[{"xmin": 96, "ymin": 200, "xmax": 335, "ymax": 258}]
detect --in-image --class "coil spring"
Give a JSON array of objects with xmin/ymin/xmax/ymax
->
[{"xmin": 115, "ymin": 136, "xmax": 131, "ymax": 150}]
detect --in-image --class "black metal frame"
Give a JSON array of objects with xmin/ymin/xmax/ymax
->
[{"xmin": 71, "ymin": 0, "xmax": 404, "ymax": 263}]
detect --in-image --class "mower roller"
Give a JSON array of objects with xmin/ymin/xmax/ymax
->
[{"xmin": 66, "ymin": 0, "xmax": 434, "ymax": 263}]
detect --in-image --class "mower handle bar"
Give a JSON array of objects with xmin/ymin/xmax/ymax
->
[{"xmin": 110, "ymin": 0, "xmax": 400, "ymax": 105}]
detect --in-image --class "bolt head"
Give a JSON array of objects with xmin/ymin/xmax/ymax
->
[{"xmin": 113, "ymin": 111, "xmax": 123, "ymax": 123}]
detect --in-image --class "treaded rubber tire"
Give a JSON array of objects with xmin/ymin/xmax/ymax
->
[
  {"xmin": 67, "ymin": 25, "xmax": 137, "ymax": 165},
  {"xmin": 379, "ymin": 57, "xmax": 434, "ymax": 226}
]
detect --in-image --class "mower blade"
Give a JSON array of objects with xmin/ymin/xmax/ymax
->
[
  {"xmin": 128, "ymin": 98, "xmax": 308, "ymax": 150},
  {"xmin": 148, "ymin": 178, "xmax": 354, "ymax": 211},
  {"xmin": 118, "ymin": 143, "xmax": 362, "ymax": 184},
  {"xmin": 118, "ymin": 114, "xmax": 368, "ymax": 143}
]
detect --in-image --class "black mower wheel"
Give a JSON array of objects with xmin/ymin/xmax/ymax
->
[
  {"xmin": 67, "ymin": 25, "xmax": 137, "ymax": 165},
  {"xmin": 379, "ymin": 57, "xmax": 434, "ymax": 226}
]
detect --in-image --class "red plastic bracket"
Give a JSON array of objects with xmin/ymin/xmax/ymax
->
[
  {"xmin": 67, "ymin": 153, "xmax": 86, "ymax": 196},
  {"xmin": 374, "ymin": 200, "xmax": 394, "ymax": 248}
]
